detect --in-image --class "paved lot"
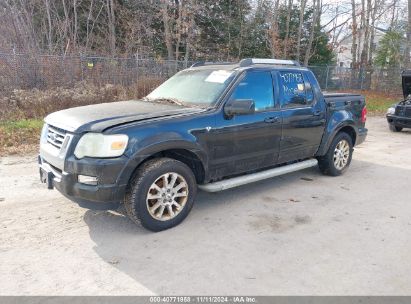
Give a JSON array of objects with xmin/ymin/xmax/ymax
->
[{"xmin": 0, "ymin": 116, "xmax": 410, "ymax": 295}]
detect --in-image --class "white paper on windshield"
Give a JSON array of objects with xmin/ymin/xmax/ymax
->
[{"xmin": 205, "ymin": 70, "xmax": 233, "ymax": 83}]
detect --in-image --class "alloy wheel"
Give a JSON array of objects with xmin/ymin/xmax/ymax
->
[
  {"xmin": 333, "ymin": 139, "xmax": 350, "ymax": 170},
  {"xmin": 146, "ymin": 172, "xmax": 189, "ymax": 221}
]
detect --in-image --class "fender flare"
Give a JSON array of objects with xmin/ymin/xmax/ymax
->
[
  {"xmin": 316, "ymin": 121, "xmax": 357, "ymax": 156},
  {"xmin": 117, "ymin": 140, "xmax": 209, "ymax": 185}
]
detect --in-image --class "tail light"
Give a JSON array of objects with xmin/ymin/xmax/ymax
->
[{"xmin": 361, "ymin": 106, "xmax": 367, "ymax": 123}]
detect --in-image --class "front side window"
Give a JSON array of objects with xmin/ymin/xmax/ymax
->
[
  {"xmin": 279, "ymin": 71, "xmax": 312, "ymax": 108},
  {"xmin": 230, "ymin": 71, "xmax": 274, "ymax": 112}
]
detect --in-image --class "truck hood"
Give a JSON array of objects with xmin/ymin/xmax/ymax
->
[{"xmin": 44, "ymin": 100, "xmax": 203, "ymax": 133}]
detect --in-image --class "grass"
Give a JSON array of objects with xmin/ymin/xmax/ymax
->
[
  {"xmin": 362, "ymin": 92, "xmax": 399, "ymax": 114},
  {"xmin": 0, "ymin": 119, "xmax": 43, "ymax": 156},
  {"xmin": 333, "ymin": 89, "xmax": 400, "ymax": 114},
  {"xmin": 0, "ymin": 119, "xmax": 44, "ymax": 132}
]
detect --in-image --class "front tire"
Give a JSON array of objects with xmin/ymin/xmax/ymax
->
[
  {"xmin": 124, "ymin": 158, "xmax": 197, "ymax": 232},
  {"xmin": 389, "ymin": 124, "xmax": 402, "ymax": 132},
  {"xmin": 317, "ymin": 132, "xmax": 353, "ymax": 176}
]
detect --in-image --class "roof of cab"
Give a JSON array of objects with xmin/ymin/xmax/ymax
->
[{"xmin": 187, "ymin": 58, "xmax": 309, "ymax": 72}]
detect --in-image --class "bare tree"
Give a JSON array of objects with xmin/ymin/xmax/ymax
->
[
  {"xmin": 283, "ymin": 0, "xmax": 293, "ymax": 58},
  {"xmin": 184, "ymin": 1, "xmax": 196, "ymax": 64},
  {"xmin": 267, "ymin": 0, "xmax": 281, "ymax": 58},
  {"xmin": 390, "ymin": 0, "xmax": 398, "ymax": 27},
  {"xmin": 161, "ymin": 0, "xmax": 174, "ymax": 60},
  {"xmin": 369, "ymin": 0, "xmax": 385, "ymax": 67},
  {"xmin": 359, "ymin": 0, "xmax": 372, "ymax": 69},
  {"xmin": 44, "ymin": 0, "xmax": 53, "ymax": 53},
  {"xmin": 175, "ymin": 1, "xmax": 183, "ymax": 61},
  {"xmin": 73, "ymin": 0, "xmax": 79, "ymax": 50},
  {"xmin": 304, "ymin": 0, "xmax": 321, "ymax": 66},
  {"xmin": 106, "ymin": 0, "xmax": 116, "ymax": 56},
  {"xmin": 351, "ymin": 0, "xmax": 358, "ymax": 68},
  {"xmin": 405, "ymin": 0, "xmax": 411, "ymax": 68},
  {"xmin": 296, "ymin": 0, "xmax": 307, "ymax": 61}
]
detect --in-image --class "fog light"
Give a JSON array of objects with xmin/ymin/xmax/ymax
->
[{"xmin": 78, "ymin": 175, "xmax": 98, "ymax": 185}]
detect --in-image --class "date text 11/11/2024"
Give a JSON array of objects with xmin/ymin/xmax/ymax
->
[{"xmin": 149, "ymin": 296, "xmax": 257, "ymax": 303}]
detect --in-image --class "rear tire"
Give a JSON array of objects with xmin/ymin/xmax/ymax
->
[
  {"xmin": 317, "ymin": 132, "xmax": 353, "ymax": 176},
  {"xmin": 124, "ymin": 158, "xmax": 197, "ymax": 232},
  {"xmin": 389, "ymin": 124, "xmax": 402, "ymax": 132}
]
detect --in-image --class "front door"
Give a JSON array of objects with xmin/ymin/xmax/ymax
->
[{"xmin": 209, "ymin": 70, "xmax": 283, "ymax": 179}]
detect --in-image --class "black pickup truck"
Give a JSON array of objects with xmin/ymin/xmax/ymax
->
[
  {"xmin": 386, "ymin": 70, "xmax": 411, "ymax": 132},
  {"xmin": 39, "ymin": 58, "xmax": 367, "ymax": 231}
]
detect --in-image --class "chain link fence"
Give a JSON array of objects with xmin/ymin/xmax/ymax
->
[
  {"xmin": 0, "ymin": 53, "xmax": 404, "ymax": 94},
  {"xmin": 310, "ymin": 66, "xmax": 403, "ymax": 94},
  {"xmin": 0, "ymin": 53, "xmax": 191, "ymax": 92}
]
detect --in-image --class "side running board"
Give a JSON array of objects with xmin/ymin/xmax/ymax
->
[{"xmin": 198, "ymin": 158, "xmax": 318, "ymax": 192}]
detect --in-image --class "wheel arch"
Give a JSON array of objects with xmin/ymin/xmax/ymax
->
[
  {"xmin": 121, "ymin": 144, "xmax": 208, "ymax": 188},
  {"xmin": 337, "ymin": 125, "xmax": 357, "ymax": 146},
  {"xmin": 139, "ymin": 148, "xmax": 206, "ymax": 184},
  {"xmin": 316, "ymin": 123, "xmax": 357, "ymax": 156}
]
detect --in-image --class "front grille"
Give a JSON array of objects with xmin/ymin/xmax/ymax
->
[
  {"xmin": 395, "ymin": 105, "xmax": 411, "ymax": 117},
  {"xmin": 395, "ymin": 105, "xmax": 406, "ymax": 116},
  {"xmin": 47, "ymin": 125, "xmax": 67, "ymax": 149}
]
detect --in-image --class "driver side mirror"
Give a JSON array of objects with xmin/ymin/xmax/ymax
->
[{"xmin": 224, "ymin": 99, "xmax": 255, "ymax": 117}]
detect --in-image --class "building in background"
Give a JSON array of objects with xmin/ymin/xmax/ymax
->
[{"xmin": 336, "ymin": 27, "xmax": 387, "ymax": 67}]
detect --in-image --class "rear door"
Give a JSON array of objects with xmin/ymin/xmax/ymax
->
[
  {"xmin": 209, "ymin": 70, "xmax": 282, "ymax": 178},
  {"xmin": 277, "ymin": 70, "xmax": 326, "ymax": 163}
]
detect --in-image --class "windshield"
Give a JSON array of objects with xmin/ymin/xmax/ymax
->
[{"xmin": 146, "ymin": 69, "xmax": 236, "ymax": 107}]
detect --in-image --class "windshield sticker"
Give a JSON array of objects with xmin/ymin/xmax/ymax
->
[{"xmin": 205, "ymin": 70, "xmax": 233, "ymax": 84}]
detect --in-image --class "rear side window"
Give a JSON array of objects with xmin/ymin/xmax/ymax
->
[
  {"xmin": 279, "ymin": 71, "xmax": 313, "ymax": 108},
  {"xmin": 230, "ymin": 71, "xmax": 274, "ymax": 112}
]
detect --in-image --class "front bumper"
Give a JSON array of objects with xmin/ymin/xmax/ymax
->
[
  {"xmin": 387, "ymin": 114, "xmax": 411, "ymax": 128},
  {"xmin": 38, "ymin": 155, "xmax": 129, "ymax": 210}
]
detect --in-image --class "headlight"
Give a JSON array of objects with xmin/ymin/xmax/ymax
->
[
  {"xmin": 40, "ymin": 124, "xmax": 48, "ymax": 144},
  {"xmin": 387, "ymin": 107, "xmax": 395, "ymax": 115},
  {"xmin": 74, "ymin": 133, "xmax": 129, "ymax": 158}
]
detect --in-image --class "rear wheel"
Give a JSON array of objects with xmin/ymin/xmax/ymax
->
[
  {"xmin": 318, "ymin": 132, "xmax": 353, "ymax": 176},
  {"xmin": 124, "ymin": 158, "xmax": 197, "ymax": 232},
  {"xmin": 389, "ymin": 124, "xmax": 402, "ymax": 132}
]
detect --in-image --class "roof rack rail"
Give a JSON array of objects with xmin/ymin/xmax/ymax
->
[
  {"xmin": 239, "ymin": 58, "xmax": 300, "ymax": 67},
  {"xmin": 190, "ymin": 61, "xmax": 234, "ymax": 68}
]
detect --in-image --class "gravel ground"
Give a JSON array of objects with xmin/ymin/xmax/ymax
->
[{"xmin": 0, "ymin": 116, "xmax": 410, "ymax": 296}]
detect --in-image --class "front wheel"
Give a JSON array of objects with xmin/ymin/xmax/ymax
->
[
  {"xmin": 124, "ymin": 158, "xmax": 197, "ymax": 232},
  {"xmin": 317, "ymin": 132, "xmax": 353, "ymax": 176},
  {"xmin": 389, "ymin": 124, "xmax": 402, "ymax": 132}
]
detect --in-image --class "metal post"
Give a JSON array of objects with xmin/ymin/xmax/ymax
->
[
  {"xmin": 13, "ymin": 49, "xmax": 19, "ymax": 89},
  {"xmin": 136, "ymin": 51, "xmax": 139, "ymax": 97},
  {"xmin": 80, "ymin": 55, "xmax": 84, "ymax": 82},
  {"xmin": 325, "ymin": 66, "xmax": 330, "ymax": 91},
  {"xmin": 360, "ymin": 67, "xmax": 364, "ymax": 90}
]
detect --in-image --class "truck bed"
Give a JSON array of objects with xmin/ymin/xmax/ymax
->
[{"xmin": 323, "ymin": 92, "xmax": 365, "ymax": 110}]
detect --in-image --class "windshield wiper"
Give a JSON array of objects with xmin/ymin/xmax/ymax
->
[{"xmin": 143, "ymin": 97, "xmax": 185, "ymax": 107}]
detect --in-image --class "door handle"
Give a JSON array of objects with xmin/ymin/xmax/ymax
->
[
  {"xmin": 313, "ymin": 110, "xmax": 322, "ymax": 116},
  {"xmin": 264, "ymin": 116, "xmax": 280, "ymax": 123}
]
